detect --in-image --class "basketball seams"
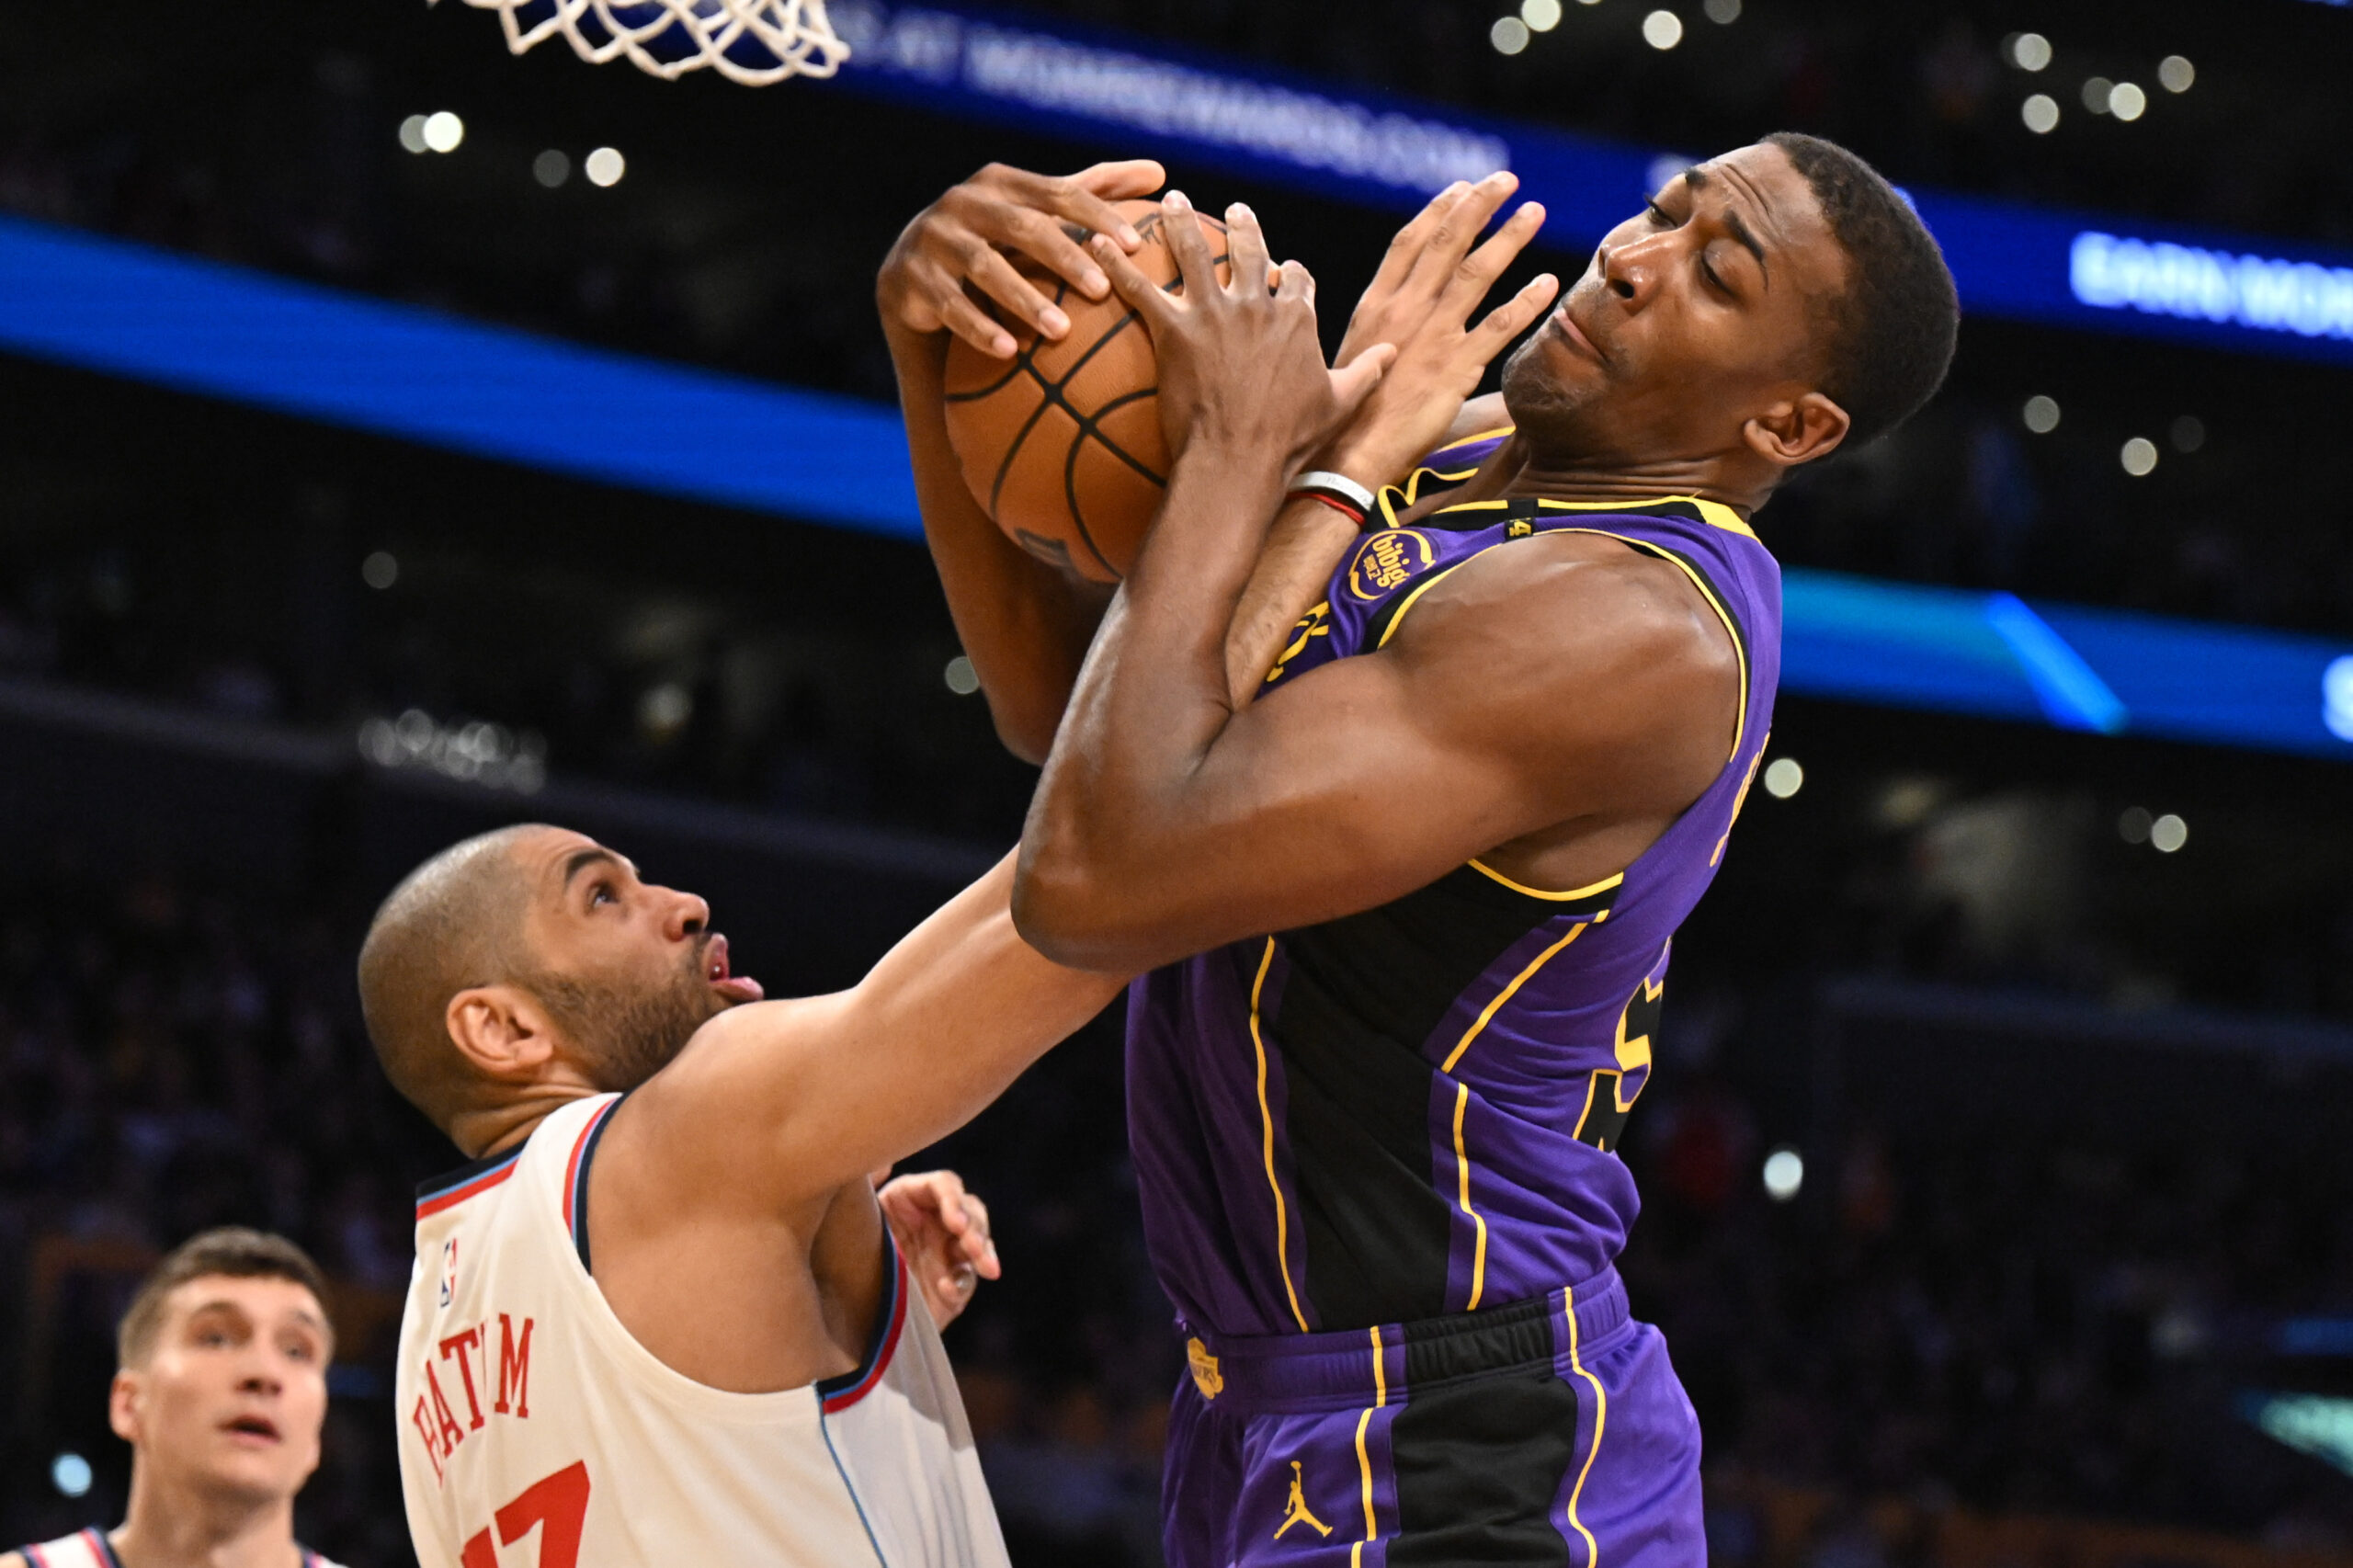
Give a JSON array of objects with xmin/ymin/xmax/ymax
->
[{"xmin": 942, "ymin": 202, "xmax": 1229, "ymax": 582}]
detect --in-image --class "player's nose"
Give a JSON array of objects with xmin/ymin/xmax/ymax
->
[
  {"xmin": 655, "ymin": 885, "xmax": 710, "ymax": 942},
  {"xmin": 1599, "ymin": 236, "xmax": 1656, "ymax": 307}
]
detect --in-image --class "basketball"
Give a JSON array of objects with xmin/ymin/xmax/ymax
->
[{"xmin": 941, "ymin": 199, "xmax": 1231, "ymax": 584}]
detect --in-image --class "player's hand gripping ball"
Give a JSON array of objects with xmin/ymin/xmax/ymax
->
[{"xmin": 942, "ymin": 199, "xmax": 1232, "ymax": 585}]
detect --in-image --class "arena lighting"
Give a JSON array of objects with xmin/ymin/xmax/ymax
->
[
  {"xmin": 2020, "ymin": 93, "xmax": 2060, "ymax": 134},
  {"xmin": 2107, "ymin": 81, "xmax": 2147, "ymax": 120},
  {"xmin": 423, "ymin": 110, "xmax": 467, "ymax": 153},
  {"xmin": 2071, "ymin": 232, "xmax": 2353, "ymax": 347},
  {"xmin": 51, "ymin": 1452, "xmax": 93, "ymax": 1500},
  {"xmin": 2243, "ymin": 1392, "xmax": 2353, "ymax": 1479},
  {"xmin": 2158, "ymin": 54, "xmax": 2195, "ymax": 93},
  {"xmin": 1521, "ymin": 0, "xmax": 1563, "ymax": 31},
  {"xmin": 2120, "ymin": 437, "xmax": 2158, "ymax": 476},
  {"xmin": 1491, "ymin": 17, "xmax": 1531, "ymax": 54},
  {"xmin": 398, "ymin": 114, "xmax": 432, "ymax": 154},
  {"xmin": 534, "ymin": 149, "xmax": 573, "ymax": 187},
  {"xmin": 814, "ymin": 2, "xmax": 2353, "ymax": 369},
  {"xmin": 1762, "ymin": 757, "xmax": 1803, "ymax": 798},
  {"xmin": 585, "ymin": 146, "xmax": 628, "ymax": 186},
  {"xmin": 1762, "ymin": 1148, "xmax": 1803, "ymax": 1201},
  {"xmin": 4, "ymin": 215, "xmax": 2350, "ymax": 760},
  {"xmin": 2005, "ymin": 31, "xmax": 2052, "ymax": 71},
  {"xmin": 359, "ymin": 709, "xmax": 547, "ymax": 793},
  {"xmin": 1641, "ymin": 9, "xmax": 1683, "ymax": 48},
  {"xmin": 944, "ymin": 654, "xmax": 981, "ymax": 695},
  {"xmin": 361, "ymin": 550, "xmax": 399, "ymax": 589},
  {"xmin": 2022, "ymin": 394, "xmax": 2061, "ymax": 432}
]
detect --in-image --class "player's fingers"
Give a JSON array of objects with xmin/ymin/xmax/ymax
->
[
  {"xmin": 919, "ymin": 262, "xmax": 1018, "ymax": 357},
  {"xmin": 1404, "ymin": 170, "xmax": 1518, "ymax": 293},
  {"xmin": 1090, "ymin": 233, "xmax": 1178, "ymax": 329},
  {"xmin": 1468, "ymin": 273, "xmax": 1563, "ymax": 358},
  {"xmin": 1157, "ymin": 191, "xmax": 1223, "ymax": 302},
  {"xmin": 1370, "ymin": 182, "xmax": 1470, "ymax": 295},
  {"xmin": 1223, "ymin": 203, "xmax": 1276, "ymax": 303},
  {"xmin": 1329, "ymin": 342, "xmax": 1395, "ymax": 418},
  {"xmin": 1065, "ymin": 160, "xmax": 1166, "ymax": 245},
  {"xmin": 1273, "ymin": 257, "xmax": 1313, "ymax": 303},
  {"xmin": 1442, "ymin": 201, "xmax": 1549, "ymax": 313},
  {"xmin": 958, "ymin": 239, "xmax": 1073, "ymax": 340},
  {"xmin": 990, "ymin": 205, "xmax": 1115, "ymax": 302}
]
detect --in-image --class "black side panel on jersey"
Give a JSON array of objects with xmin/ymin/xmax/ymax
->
[
  {"xmin": 1269, "ymin": 865, "xmax": 1584, "ymax": 1327},
  {"xmin": 1387, "ymin": 1367, "xmax": 1583, "ymax": 1567}
]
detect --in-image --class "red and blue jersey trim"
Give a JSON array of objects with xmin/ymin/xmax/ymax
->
[
  {"xmin": 415, "ymin": 1143, "xmax": 523, "ymax": 1221},
  {"xmin": 817, "ymin": 1233, "xmax": 909, "ymax": 1415},
  {"xmin": 563, "ymin": 1095, "xmax": 625, "ymax": 1269}
]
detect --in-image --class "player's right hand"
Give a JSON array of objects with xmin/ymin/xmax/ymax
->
[
  {"xmin": 878, "ymin": 160, "xmax": 1165, "ymax": 358},
  {"xmin": 1318, "ymin": 173, "xmax": 1559, "ymax": 489}
]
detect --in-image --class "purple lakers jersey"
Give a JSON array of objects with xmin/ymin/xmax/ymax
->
[{"xmin": 1127, "ymin": 436, "xmax": 1782, "ymax": 1339}]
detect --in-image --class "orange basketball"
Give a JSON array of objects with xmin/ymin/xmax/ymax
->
[{"xmin": 942, "ymin": 199, "xmax": 1231, "ymax": 585}]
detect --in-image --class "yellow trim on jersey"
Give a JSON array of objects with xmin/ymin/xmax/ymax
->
[
  {"xmin": 1440, "ymin": 921, "xmax": 1593, "ymax": 1074},
  {"xmin": 1562, "ymin": 1285, "xmax": 1608, "ymax": 1567},
  {"xmin": 1352, "ymin": 1323, "xmax": 1386, "ymax": 1552},
  {"xmin": 1451, "ymin": 1082, "xmax": 1491, "ymax": 1310},
  {"xmin": 1539, "ymin": 525, "xmax": 1753, "ymax": 760},
  {"xmin": 1467, "ymin": 860, "xmax": 1626, "ymax": 903},
  {"xmin": 1518, "ymin": 492, "xmax": 1756, "ymax": 540},
  {"xmin": 1249, "ymin": 937, "xmax": 1310, "ymax": 1334}
]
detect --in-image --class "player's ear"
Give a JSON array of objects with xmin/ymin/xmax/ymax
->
[
  {"xmin": 1743, "ymin": 389, "xmax": 1849, "ymax": 471},
  {"xmin": 445, "ymin": 984, "xmax": 562, "ymax": 1083},
  {"xmin": 108, "ymin": 1368, "xmax": 143, "ymax": 1445}
]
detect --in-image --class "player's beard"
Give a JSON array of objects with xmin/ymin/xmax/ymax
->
[
  {"xmin": 1498, "ymin": 331, "xmax": 1609, "ymax": 464},
  {"xmin": 524, "ymin": 944, "xmax": 726, "ymax": 1094}
]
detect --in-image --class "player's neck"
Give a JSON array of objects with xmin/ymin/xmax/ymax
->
[
  {"xmin": 112, "ymin": 1466, "xmax": 299, "ymax": 1568},
  {"xmin": 457, "ymin": 1081, "xmax": 601, "ymax": 1160},
  {"xmin": 1498, "ymin": 446, "xmax": 1769, "ymax": 519}
]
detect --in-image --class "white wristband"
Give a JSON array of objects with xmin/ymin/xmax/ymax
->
[{"xmin": 1288, "ymin": 470, "xmax": 1377, "ymax": 512}]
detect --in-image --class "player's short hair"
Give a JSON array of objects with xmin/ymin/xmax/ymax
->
[
  {"xmin": 119, "ymin": 1228, "xmax": 332, "ymax": 1369},
  {"xmin": 358, "ymin": 824, "xmax": 541, "ymax": 1132},
  {"xmin": 1765, "ymin": 131, "xmax": 1959, "ymax": 450}
]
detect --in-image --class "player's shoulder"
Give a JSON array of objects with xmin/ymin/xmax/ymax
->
[{"xmin": 1401, "ymin": 526, "xmax": 1733, "ymax": 668}]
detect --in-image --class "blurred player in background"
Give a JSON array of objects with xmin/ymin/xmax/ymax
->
[
  {"xmin": 5, "ymin": 1228, "xmax": 346, "ymax": 1568},
  {"xmin": 361, "ymin": 824, "xmax": 1120, "ymax": 1567},
  {"xmin": 890, "ymin": 140, "xmax": 1955, "ymax": 1565}
]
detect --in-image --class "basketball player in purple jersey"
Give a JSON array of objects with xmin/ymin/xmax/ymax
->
[{"xmin": 885, "ymin": 138, "xmax": 1955, "ymax": 1565}]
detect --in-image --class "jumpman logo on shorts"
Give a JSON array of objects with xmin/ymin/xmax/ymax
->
[{"xmin": 1273, "ymin": 1460, "xmax": 1333, "ymax": 1540}]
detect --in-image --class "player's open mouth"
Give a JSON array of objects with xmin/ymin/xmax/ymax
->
[
  {"xmin": 704, "ymin": 934, "xmax": 766, "ymax": 1003},
  {"xmin": 222, "ymin": 1415, "xmax": 281, "ymax": 1445}
]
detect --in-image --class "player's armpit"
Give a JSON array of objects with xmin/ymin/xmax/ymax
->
[
  {"xmin": 628, "ymin": 855, "xmax": 1126, "ymax": 1208},
  {"xmin": 1017, "ymin": 535, "xmax": 1739, "ymax": 971}
]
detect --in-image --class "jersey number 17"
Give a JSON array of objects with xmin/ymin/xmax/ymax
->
[{"xmin": 459, "ymin": 1460, "xmax": 589, "ymax": 1568}]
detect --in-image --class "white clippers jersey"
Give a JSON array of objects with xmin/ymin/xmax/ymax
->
[
  {"xmin": 396, "ymin": 1094, "xmax": 1009, "ymax": 1568},
  {"xmin": 11, "ymin": 1529, "xmax": 342, "ymax": 1568}
]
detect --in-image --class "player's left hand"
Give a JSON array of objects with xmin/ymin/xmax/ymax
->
[
  {"xmin": 1092, "ymin": 193, "xmax": 1393, "ymax": 473},
  {"xmin": 1319, "ymin": 174, "xmax": 1559, "ymax": 489},
  {"xmin": 874, "ymin": 1167, "xmax": 1000, "ymax": 1329}
]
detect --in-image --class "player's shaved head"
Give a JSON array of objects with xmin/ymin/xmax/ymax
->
[{"xmin": 358, "ymin": 824, "xmax": 544, "ymax": 1131}]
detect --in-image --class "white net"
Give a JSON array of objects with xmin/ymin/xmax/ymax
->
[{"xmin": 434, "ymin": 0, "xmax": 849, "ymax": 85}]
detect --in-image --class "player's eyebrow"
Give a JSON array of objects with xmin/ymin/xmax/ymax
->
[
  {"xmin": 562, "ymin": 847, "xmax": 624, "ymax": 889},
  {"xmin": 1681, "ymin": 165, "xmax": 1772, "ymax": 283}
]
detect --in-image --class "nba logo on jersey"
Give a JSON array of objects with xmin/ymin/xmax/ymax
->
[{"xmin": 439, "ymin": 1238, "xmax": 459, "ymax": 1309}]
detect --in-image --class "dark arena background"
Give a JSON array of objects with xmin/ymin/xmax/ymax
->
[{"xmin": 4, "ymin": 0, "xmax": 2353, "ymax": 1562}]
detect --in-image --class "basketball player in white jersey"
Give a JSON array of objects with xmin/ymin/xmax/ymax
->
[
  {"xmin": 6, "ymin": 1228, "xmax": 347, "ymax": 1568},
  {"xmin": 360, "ymin": 824, "xmax": 1124, "ymax": 1568}
]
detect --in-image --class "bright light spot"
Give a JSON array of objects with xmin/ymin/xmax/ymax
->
[
  {"xmin": 2119, "ymin": 805, "xmax": 2153, "ymax": 844},
  {"xmin": 2171, "ymin": 415, "xmax": 2205, "ymax": 453},
  {"xmin": 945, "ymin": 655, "xmax": 981, "ymax": 695},
  {"xmin": 1578, "ymin": 0, "xmax": 1602, "ymax": 7},
  {"xmin": 1646, "ymin": 153, "xmax": 1695, "ymax": 196},
  {"xmin": 1642, "ymin": 9, "xmax": 1683, "ymax": 48},
  {"xmin": 361, "ymin": 551, "xmax": 399, "ymax": 590},
  {"xmin": 585, "ymin": 146, "xmax": 627, "ymax": 187},
  {"xmin": 638, "ymin": 682, "xmax": 692, "ymax": 736},
  {"xmin": 2109, "ymin": 81, "xmax": 2147, "ymax": 120},
  {"xmin": 2120, "ymin": 437, "xmax": 2158, "ymax": 476},
  {"xmin": 1763, "ymin": 757, "xmax": 1804, "ymax": 799},
  {"xmin": 533, "ymin": 149, "xmax": 572, "ymax": 188},
  {"xmin": 2159, "ymin": 54, "xmax": 2194, "ymax": 94},
  {"xmin": 1522, "ymin": 0, "xmax": 1564, "ymax": 30},
  {"xmin": 398, "ymin": 114, "xmax": 430, "ymax": 154},
  {"xmin": 2008, "ymin": 31, "xmax": 2052, "ymax": 72},
  {"xmin": 2151, "ymin": 812, "xmax": 2188, "ymax": 853},
  {"xmin": 423, "ymin": 111, "xmax": 465, "ymax": 153},
  {"xmin": 1763, "ymin": 1147, "xmax": 1804, "ymax": 1201},
  {"xmin": 2022, "ymin": 394, "xmax": 2061, "ymax": 433},
  {"xmin": 2324, "ymin": 655, "xmax": 2353, "ymax": 743},
  {"xmin": 1702, "ymin": 0, "xmax": 1740, "ymax": 22},
  {"xmin": 1492, "ymin": 16, "xmax": 1531, "ymax": 53},
  {"xmin": 2081, "ymin": 76, "xmax": 2113, "ymax": 113},
  {"xmin": 51, "ymin": 1451, "xmax": 93, "ymax": 1498},
  {"xmin": 2021, "ymin": 94, "xmax": 2060, "ymax": 134}
]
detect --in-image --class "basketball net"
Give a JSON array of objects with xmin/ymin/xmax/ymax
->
[{"xmin": 433, "ymin": 0, "xmax": 849, "ymax": 85}]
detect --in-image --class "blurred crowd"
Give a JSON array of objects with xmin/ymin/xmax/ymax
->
[{"xmin": 4, "ymin": 855, "xmax": 2350, "ymax": 1565}]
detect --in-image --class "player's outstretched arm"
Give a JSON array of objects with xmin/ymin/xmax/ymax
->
[
  {"xmin": 631, "ymin": 854, "xmax": 1125, "ymax": 1209},
  {"xmin": 1014, "ymin": 199, "xmax": 1735, "ymax": 971},
  {"xmin": 880, "ymin": 161, "xmax": 1161, "ymax": 762}
]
